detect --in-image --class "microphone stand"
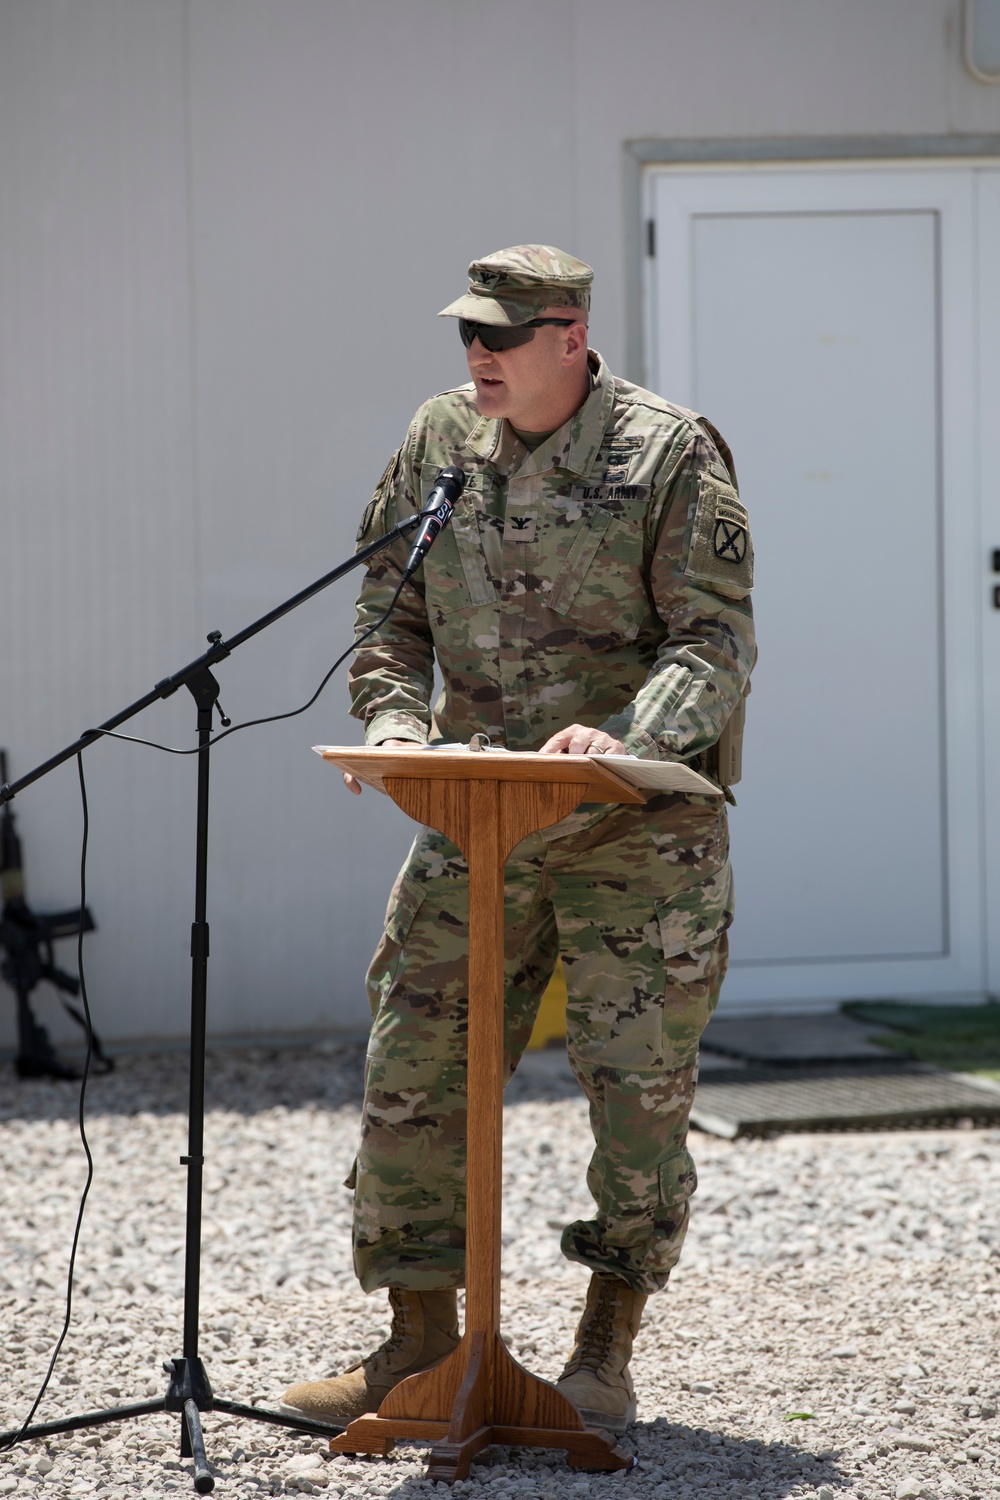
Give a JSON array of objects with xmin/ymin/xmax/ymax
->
[{"xmin": 0, "ymin": 515, "xmax": 423, "ymax": 1494}]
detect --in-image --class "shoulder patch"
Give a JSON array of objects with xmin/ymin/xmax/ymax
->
[
  {"xmin": 356, "ymin": 448, "xmax": 401, "ymax": 549},
  {"xmin": 685, "ymin": 474, "xmax": 754, "ymax": 595}
]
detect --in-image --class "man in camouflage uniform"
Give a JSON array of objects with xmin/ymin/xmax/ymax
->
[{"xmin": 284, "ymin": 245, "xmax": 755, "ymax": 1434}]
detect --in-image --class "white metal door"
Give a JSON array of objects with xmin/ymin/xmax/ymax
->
[{"xmin": 646, "ymin": 163, "xmax": 995, "ymax": 1011}]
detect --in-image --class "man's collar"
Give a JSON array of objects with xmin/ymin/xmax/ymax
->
[
  {"xmin": 556, "ymin": 349, "xmax": 615, "ymax": 477},
  {"xmin": 463, "ymin": 351, "xmax": 614, "ymax": 476}
]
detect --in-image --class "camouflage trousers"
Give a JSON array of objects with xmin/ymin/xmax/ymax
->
[{"xmin": 353, "ymin": 793, "xmax": 732, "ymax": 1297}]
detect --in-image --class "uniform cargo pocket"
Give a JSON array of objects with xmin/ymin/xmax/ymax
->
[
  {"xmin": 655, "ymin": 864, "xmax": 734, "ymax": 958},
  {"xmin": 385, "ymin": 874, "xmax": 426, "ymax": 946},
  {"xmin": 366, "ymin": 875, "xmax": 428, "ymax": 1015},
  {"xmin": 658, "ymin": 1146, "xmax": 697, "ymax": 1210}
]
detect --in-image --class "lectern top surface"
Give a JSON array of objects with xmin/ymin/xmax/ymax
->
[{"xmin": 312, "ymin": 744, "xmax": 648, "ymax": 804}]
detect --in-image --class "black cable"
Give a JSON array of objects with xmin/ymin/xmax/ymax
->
[
  {"xmin": 81, "ymin": 579, "xmax": 409, "ymax": 758},
  {"xmin": 0, "ymin": 577, "xmax": 409, "ymax": 1451},
  {"xmin": 0, "ymin": 755, "xmax": 95, "ymax": 1454}
]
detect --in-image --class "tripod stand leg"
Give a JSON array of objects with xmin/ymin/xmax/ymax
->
[
  {"xmin": 212, "ymin": 1397, "xmax": 344, "ymax": 1439},
  {"xmin": 183, "ymin": 1399, "xmax": 214, "ymax": 1494},
  {"xmin": 166, "ymin": 1355, "xmax": 216, "ymax": 1493}
]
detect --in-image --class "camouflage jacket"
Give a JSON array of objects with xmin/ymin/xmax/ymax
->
[{"xmin": 349, "ymin": 353, "xmax": 755, "ymax": 776}]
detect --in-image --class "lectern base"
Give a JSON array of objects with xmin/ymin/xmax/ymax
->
[
  {"xmin": 329, "ymin": 1333, "xmax": 634, "ymax": 1483},
  {"xmin": 317, "ymin": 753, "xmax": 645, "ymax": 1488}
]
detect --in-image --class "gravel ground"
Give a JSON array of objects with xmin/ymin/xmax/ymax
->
[{"xmin": 0, "ymin": 1041, "xmax": 997, "ymax": 1500}]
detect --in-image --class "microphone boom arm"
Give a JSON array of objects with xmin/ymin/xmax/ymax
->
[{"xmin": 0, "ymin": 513, "xmax": 424, "ymax": 807}]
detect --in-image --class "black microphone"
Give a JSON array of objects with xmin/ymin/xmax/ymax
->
[{"xmin": 402, "ymin": 466, "xmax": 466, "ymax": 580}]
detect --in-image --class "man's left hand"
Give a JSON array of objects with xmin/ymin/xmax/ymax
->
[{"xmin": 539, "ymin": 725, "xmax": 627, "ymax": 756}]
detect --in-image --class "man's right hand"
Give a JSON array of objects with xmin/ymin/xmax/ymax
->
[{"xmin": 342, "ymin": 739, "xmax": 421, "ymax": 795}]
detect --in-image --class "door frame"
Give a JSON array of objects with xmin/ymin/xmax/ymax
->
[
  {"xmin": 628, "ymin": 144, "xmax": 1000, "ymax": 1010},
  {"xmin": 979, "ymin": 168, "xmax": 1000, "ymax": 998}
]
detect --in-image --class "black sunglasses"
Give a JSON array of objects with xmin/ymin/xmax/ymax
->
[{"xmin": 458, "ymin": 316, "xmax": 577, "ymax": 352}]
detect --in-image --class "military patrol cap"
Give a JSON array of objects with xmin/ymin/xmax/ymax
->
[{"xmin": 438, "ymin": 244, "xmax": 593, "ymax": 326}]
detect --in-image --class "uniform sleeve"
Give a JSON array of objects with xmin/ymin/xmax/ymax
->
[
  {"xmin": 598, "ymin": 428, "xmax": 756, "ymax": 762},
  {"xmin": 348, "ymin": 429, "xmax": 435, "ymax": 745}
]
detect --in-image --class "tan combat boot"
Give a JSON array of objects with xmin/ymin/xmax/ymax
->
[
  {"xmin": 555, "ymin": 1273, "xmax": 648, "ymax": 1435},
  {"xmin": 281, "ymin": 1287, "xmax": 460, "ymax": 1423}
]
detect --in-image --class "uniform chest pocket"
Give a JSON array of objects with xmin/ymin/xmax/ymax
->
[
  {"xmin": 546, "ymin": 500, "xmax": 647, "ymax": 642},
  {"xmin": 418, "ymin": 467, "xmax": 496, "ymax": 612}
]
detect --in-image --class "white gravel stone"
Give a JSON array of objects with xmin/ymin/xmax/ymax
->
[
  {"xmin": 1, "ymin": 1043, "xmax": 999, "ymax": 1500},
  {"xmin": 896, "ymin": 1480, "xmax": 933, "ymax": 1499},
  {"xmin": 284, "ymin": 1453, "xmax": 327, "ymax": 1476}
]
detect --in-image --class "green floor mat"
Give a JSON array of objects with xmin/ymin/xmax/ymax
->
[{"xmin": 841, "ymin": 1001, "xmax": 1000, "ymax": 1071}]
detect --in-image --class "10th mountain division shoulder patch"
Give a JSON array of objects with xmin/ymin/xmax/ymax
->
[{"xmin": 684, "ymin": 473, "xmax": 754, "ymax": 595}]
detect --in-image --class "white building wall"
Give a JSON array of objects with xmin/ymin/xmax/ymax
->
[{"xmin": 0, "ymin": 0, "xmax": 996, "ymax": 1048}]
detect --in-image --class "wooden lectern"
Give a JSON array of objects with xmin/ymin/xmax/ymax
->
[{"xmin": 316, "ymin": 746, "xmax": 647, "ymax": 1484}]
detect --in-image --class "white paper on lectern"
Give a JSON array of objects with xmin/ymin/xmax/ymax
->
[
  {"xmin": 311, "ymin": 744, "xmax": 721, "ymax": 797},
  {"xmin": 595, "ymin": 755, "xmax": 721, "ymax": 796}
]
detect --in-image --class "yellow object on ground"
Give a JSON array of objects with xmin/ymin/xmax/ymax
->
[{"xmin": 527, "ymin": 959, "xmax": 568, "ymax": 1050}]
